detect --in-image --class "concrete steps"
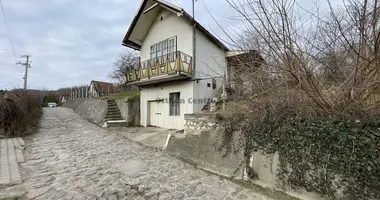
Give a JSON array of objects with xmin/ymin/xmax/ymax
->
[
  {"xmin": 106, "ymin": 110, "xmax": 122, "ymax": 115},
  {"xmin": 105, "ymin": 117, "xmax": 123, "ymax": 121},
  {"xmin": 107, "ymin": 120, "xmax": 127, "ymax": 127},
  {"xmin": 104, "ymin": 99, "xmax": 125, "ymax": 127},
  {"xmin": 105, "ymin": 111, "xmax": 121, "ymax": 114}
]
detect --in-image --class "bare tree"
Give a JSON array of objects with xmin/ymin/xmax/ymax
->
[
  {"xmin": 215, "ymin": 1, "xmax": 380, "ymax": 199},
  {"xmin": 220, "ymin": 0, "xmax": 380, "ymax": 117},
  {"xmin": 109, "ymin": 51, "xmax": 139, "ymax": 90}
]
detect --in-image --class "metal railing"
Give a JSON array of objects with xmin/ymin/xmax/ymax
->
[{"xmin": 126, "ymin": 51, "xmax": 193, "ymax": 82}]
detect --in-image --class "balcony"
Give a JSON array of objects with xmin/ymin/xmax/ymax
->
[{"xmin": 126, "ymin": 51, "xmax": 193, "ymax": 86}]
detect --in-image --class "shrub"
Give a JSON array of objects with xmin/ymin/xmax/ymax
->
[
  {"xmin": 219, "ymin": 89, "xmax": 380, "ymax": 199},
  {"xmin": 218, "ymin": 0, "xmax": 380, "ymax": 198},
  {"xmin": 0, "ymin": 90, "xmax": 42, "ymax": 137}
]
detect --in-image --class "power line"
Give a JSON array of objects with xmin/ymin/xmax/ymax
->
[
  {"xmin": 0, "ymin": 77, "xmax": 22, "ymax": 89},
  {"xmin": 173, "ymin": 0, "xmax": 181, "ymax": 6},
  {"xmin": 0, "ymin": 0, "xmax": 16, "ymax": 62}
]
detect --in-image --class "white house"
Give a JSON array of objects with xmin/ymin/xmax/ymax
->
[
  {"xmin": 89, "ymin": 80, "xmax": 117, "ymax": 97},
  {"xmin": 123, "ymin": 0, "xmax": 241, "ymax": 129}
]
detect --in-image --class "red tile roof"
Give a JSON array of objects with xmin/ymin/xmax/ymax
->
[{"xmin": 91, "ymin": 80, "xmax": 118, "ymax": 94}]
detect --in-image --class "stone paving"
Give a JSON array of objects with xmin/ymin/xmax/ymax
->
[
  {"xmin": 15, "ymin": 108, "xmax": 273, "ymax": 200},
  {"xmin": 0, "ymin": 137, "xmax": 25, "ymax": 185}
]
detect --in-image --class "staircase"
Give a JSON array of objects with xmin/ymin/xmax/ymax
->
[
  {"xmin": 201, "ymin": 86, "xmax": 234, "ymax": 112},
  {"xmin": 104, "ymin": 99, "xmax": 127, "ymax": 127}
]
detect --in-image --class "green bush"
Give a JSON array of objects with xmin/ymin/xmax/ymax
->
[{"xmin": 221, "ymin": 115, "xmax": 380, "ymax": 199}]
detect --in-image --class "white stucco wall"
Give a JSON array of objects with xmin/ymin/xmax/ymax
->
[
  {"xmin": 137, "ymin": 8, "xmax": 228, "ymax": 128},
  {"xmin": 140, "ymin": 81, "xmax": 194, "ymax": 129},
  {"xmin": 193, "ymin": 30, "xmax": 227, "ymax": 112},
  {"xmin": 140, "ymin": 9, "xmax": 193, "ymax": 61},
  {"xmin": 89, "ymin": 83, "xmax": 98, "ymax": 97}
]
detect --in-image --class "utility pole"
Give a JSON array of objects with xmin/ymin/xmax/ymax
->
[
  {"xmin": 192, "ymin": 0, "xmax": 196, "ymax": 73},
  {"xmin": 16, "ymin": 55, "xmax": 31, "ymax": 90}
]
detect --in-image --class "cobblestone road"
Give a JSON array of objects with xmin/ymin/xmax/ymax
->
[{"xmin": 19, "ymin": 108, "xmax": 272, "ymax": 200}]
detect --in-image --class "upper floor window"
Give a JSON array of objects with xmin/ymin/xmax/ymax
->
[{"xmin": 150, "ymin": 36, "xmax": 176, "ymax": 60}]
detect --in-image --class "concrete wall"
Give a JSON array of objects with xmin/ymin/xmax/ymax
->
[
  {"xmin": 167, "ymin": 129, "xmax": 245, "ymax": 179},
  {"xmin": 140, "ymin": 9, "xmax": 193, "ymax": 61},
  {"xmin": 167, "ymin": 114, "xmax": 332, "ymax": 200},
  {"xmin": 193, "ymin": 29, "xmax": 228, "ymax": 112},
  {"xmin": 62, "ymin": 98, "xmax": 83, "ymax": 111},
  {"xmin": 184, "ymin": 113, "xmax": 217, "ymax": 134},
  {"xmin": 63, "ymin": 98, "xmax": 107, "ymax": 125},
  {"xmin": 245, "ymin": 151, "xmax": 332, "ymax": 200},
  {"xmin": 167, "ymin": 113, "xmax": 245, "ymax": 178},
  {"xmin": 115, "ymin": 97, "xmax": 140, "ymax": 126}
]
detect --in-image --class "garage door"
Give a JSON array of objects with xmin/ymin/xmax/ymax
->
[{"xmin": 149, "ymin": 101, "xmax": 161, "ymax": 127}]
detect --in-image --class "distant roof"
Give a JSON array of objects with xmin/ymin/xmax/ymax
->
[
  {"xmin": 225, "ymin": 50, "xmax": 264, "ymax": 62},
  {"xmin": 122, "ymin": 0, "xmax": 229, "ymax": 51},
  {"xmin": 91, "ymin": 80, "xmax": 117, "ymax": 94},
  {"xmin": 226, "ymin": 50, "xmax": 263, "ymax": 57}
]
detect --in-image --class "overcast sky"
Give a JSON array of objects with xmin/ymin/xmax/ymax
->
[
  {"xmin": 0, "ymin": 0, "xmax": 344, "ymax": 90},
  {"xmin": 0, "ymin": 0, "xmax": 236, "ymax": 90}
]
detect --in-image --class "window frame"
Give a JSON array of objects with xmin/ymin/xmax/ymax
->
[
  {"xmin": 150, "ymin": 36, "xmax": 177, "ymax": 60},
  {"xmin": 169, "ymin": 92, "xmax": 180, "ymax": 116}
]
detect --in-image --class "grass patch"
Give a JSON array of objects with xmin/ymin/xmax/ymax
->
[{"xmin": 99, "ymin": 90, "xmax": 140, "ymax": 100}]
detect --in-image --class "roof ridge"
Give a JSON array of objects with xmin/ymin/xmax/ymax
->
[{"xmin": 122, "ymin": 0, "xmax": 229, "ymax": 51}]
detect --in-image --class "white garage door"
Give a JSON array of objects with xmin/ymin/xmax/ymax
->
[{"xmin": 149, "ymin": 101, "xmax": 161, "ymax": 127}]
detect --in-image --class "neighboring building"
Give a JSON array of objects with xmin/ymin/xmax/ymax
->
[
  {"xmin": 60, "ymin": 96, "xmax": 68, "ymax": 103},
  {"xmin": 122, "ymin": 0, "xmax": 256, "ymax": 129},
  {"xmin": 56, "ymin": 88, "xmax": 71, "ymax": 103},
  {"xmin": 226, "ymin": 50, "xmax": 264, "ymax": 88},
  {"xmin": 89, "ymin": 80, "xmax": 118, "ymax": 97}
]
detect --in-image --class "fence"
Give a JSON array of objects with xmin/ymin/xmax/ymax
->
[{"xmin": 68, "ymin": 85, "xmax": 90, "ymax": 99}]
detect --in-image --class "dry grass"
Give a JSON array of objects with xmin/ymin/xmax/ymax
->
[
  {"xmin": 221, "ymin": 0, "xmax": 380, "ymax": 123},
  {"xmin": 0, "ymin": 89, "xmax": 42, "ymax": 137}
]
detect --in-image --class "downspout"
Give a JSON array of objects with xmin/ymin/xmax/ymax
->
[{"xmin": 192, "ymin": 1, "xmax": 196, "ymax": 75}]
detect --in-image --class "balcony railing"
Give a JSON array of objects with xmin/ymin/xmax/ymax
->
[{"xmin": 126, "ymin": 51, "xmax": 193, "ymax": 83}]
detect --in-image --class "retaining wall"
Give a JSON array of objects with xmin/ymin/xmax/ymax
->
[
  {"xmin": 168, "ymin": 113, "xmax": 245, "ymax": 178},
  {"xmin": 184, "ymin": 113, "xmax": 217, "ymax": 134},
  {"xmin": 167, "ymin": 113, "xmax": 328, "ymax": 200},
  {"xmin": 63, "ymin": 98, "xmax": 107, "ymax": 125},
  {"xmin": 167, "ymin": 128, "xmax": 245, "ymax": 179},
  {"xmin": 114, "ymin": 97, "xmax": 140, "ymax": 126}
]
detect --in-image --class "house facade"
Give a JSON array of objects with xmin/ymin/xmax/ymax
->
[
  {"xmin": 123, "ymin": 0, "xmax": 245, "ymax": 129},
  {"xmin": 89, "ymin": 80, "xmax": 117, "ymax": 97}
]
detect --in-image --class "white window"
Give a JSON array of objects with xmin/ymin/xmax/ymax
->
[
  {"xmin": 169, "ymin": 38, "xmax": 175, "ymax": 53},
  {"xmin": 168, "ymin": 37, "xmax": 176, "ymax": 61},
  {"xmin": 150, "ymin": 36, "xmax": 176, "ymax": 60},
  {"xmin": 156, "ymin": 42, "xmax": 162, "ymax": 58},
  {"xmin": 150, "ymin": 46, "xmax": 155, "ymax": 59},
  {"xmin": 162, "ymin": 40, "xmax": 168, "ymax": 56},
  {"xmin": 169, "ymin": 92, "xmax": 180, "ymax": 116}
]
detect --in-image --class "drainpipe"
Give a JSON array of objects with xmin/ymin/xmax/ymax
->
[{"xmin": 192, "ymin": 0, "xmax": 196, "ymax": 75}]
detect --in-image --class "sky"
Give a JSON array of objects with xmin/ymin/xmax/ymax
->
[
  {"xmin": 0, "ymin": 0, "xmax": 234, "ymax": 90},
  {"xmin": 0, "ymin": 0, "xmax": 344, "ymax": 90}
]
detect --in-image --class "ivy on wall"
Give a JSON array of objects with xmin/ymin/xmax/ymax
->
[{"xmin": 221, "ymin": 115, "xmax": 380, "ymax": 199}]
